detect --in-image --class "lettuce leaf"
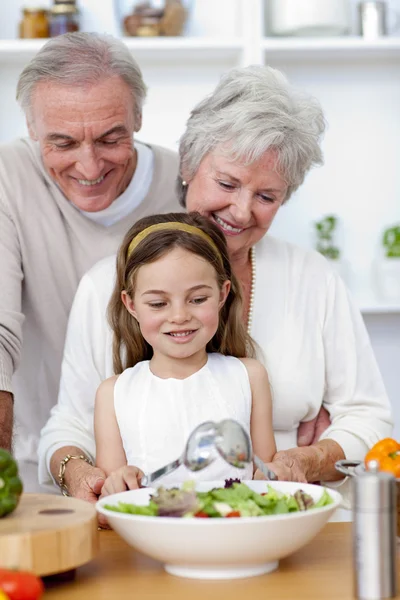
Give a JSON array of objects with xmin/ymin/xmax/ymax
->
[
  {"xmin": 104, "ymin": 482, "xmax": 334, "ymax": 518},
  {"xmin": 104, "ymin": 500, "xmax": 158, "ymax": 516}
]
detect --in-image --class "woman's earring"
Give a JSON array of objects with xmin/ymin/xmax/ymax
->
[{"xmin": 182, "ymin": 180, "xmax": 187, "ymax": 187}]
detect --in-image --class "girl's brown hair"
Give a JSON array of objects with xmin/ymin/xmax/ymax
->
[{"xmin": 108, "ymin": 211, "xmax": 256, "ymax": 374}]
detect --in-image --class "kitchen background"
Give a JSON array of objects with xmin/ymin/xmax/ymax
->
[{"xmin": 0, "ymin": 0, "xmax": 399, "ymax": 435}]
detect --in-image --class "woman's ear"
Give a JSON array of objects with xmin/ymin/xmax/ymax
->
[
  {"xmin": 218, "ymin": 280, "xmax": 231, "ymax": 310},
  {"xmin": 121, "ymin": 290, "xmax": 138, "ymax": 321},
  {"xmin": 181, "ymin": 165, "xmax": 190, "ymax": 183}
]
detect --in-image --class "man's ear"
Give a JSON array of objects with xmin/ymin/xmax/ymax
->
[
  {"xmin": 121, "ymin": 290, "xmax": 138, "ymax": 321},
  {"xmin": 27, "ymin": 119, "xmax": 38, "ymax": 141},
  {"xmin": 218, "ymin": 280, "xmax": 231, "ymax": 310},
  {"xmin": 134, "ymin": 109, "xmax": 142, "ymax": 133}
]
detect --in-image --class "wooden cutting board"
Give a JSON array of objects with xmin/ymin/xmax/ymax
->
[{"xmin": 0, "ymin": 494, "xmax": 98, "ymax": 576}]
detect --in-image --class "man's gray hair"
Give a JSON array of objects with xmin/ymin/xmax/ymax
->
[
  {"xmin": 178, "ymin": 65, "xmax": 326, "ymax": 203},
  {"xmin": 16, "ymin": 32, "xmax": 147, "ymax": 121}
]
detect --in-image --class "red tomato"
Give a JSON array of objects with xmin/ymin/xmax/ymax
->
[
  {"xmin": 194, "ymin": 511, "xmax": 209, "ymax": 518},
  {"xmin": 0, "ymin": 569, "xmax": 44, "ymax": 600},
  {"xmin": 226, "ymin": 511, "xmax": 241, "ymax": 518}
]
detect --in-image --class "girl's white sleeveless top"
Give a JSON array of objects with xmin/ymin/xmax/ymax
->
[{"xmin": 114, "ymin": 353, "xmax": 254, "ymax": 485}]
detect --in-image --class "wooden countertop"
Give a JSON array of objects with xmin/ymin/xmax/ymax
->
[{"xmin": 43, "ymin": 523, "xmax": 400, "ymax": 600}]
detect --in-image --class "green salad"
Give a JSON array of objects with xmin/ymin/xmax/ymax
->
[{"xmin": 104, "ymin": 479, "xmax": 333, "ymax": 519}]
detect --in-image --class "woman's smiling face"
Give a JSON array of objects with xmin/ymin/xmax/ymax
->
[{"xmin": 185, "ymin": 149, "xmax": 288, "ymax": 260}]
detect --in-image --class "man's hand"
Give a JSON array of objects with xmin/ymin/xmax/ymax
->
[
  {"xmin": 297, "ymin": 407, "xmax": 331, "ymax": 447},
  {"xmin": 99, "ymin": 466, "xmax": 144, "ymax": 499},
  {"xmin": 0, "ymin": 391, "xmax": 13, "ymax": 451}
]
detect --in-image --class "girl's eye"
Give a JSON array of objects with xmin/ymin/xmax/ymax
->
[
  {"xmin": 191, "ymin": 297, "xmax": 207, "ymax": 305},
  {"xmin": 148, "ymin": 302, "xmax": 166, "ymax": 309}
]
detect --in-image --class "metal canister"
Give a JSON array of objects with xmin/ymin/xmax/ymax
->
[
  {"xmin": 358, "ymin": 1, "xmax": 388, "ymax": 38},
  {"xmin": 353, "ymin": 460, "xmax": 397, "ymax": 600}
]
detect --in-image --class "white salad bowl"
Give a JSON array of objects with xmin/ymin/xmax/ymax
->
[{"xmin": 96, "ymin": 480, "xmax": 342, "ymax": 580}]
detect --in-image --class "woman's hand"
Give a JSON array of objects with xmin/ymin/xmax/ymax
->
[
  {"xmin": 297, "ymin": 407, "xmax": 331, "ymax": 446},
  {"xmin": 50, "ymin": 447, "xmax": 105, "ymax": 502},
  {"xmin": 99, "ymin": 465, "xmax": 145, "ymax": 499},
  {"xmin": 255, "ymin": 451, "xmax": 307, "ymax": 483},
  {"xmin": 255, "ymin": 440, "xmax": 345, "ymax": 483},
  {"xmin": 64, "ymin": 460, "xmax": 106, "ymax": 503}
]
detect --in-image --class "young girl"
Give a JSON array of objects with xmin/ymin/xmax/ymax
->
[{"xmin": 94, "ymin": 212, "xmax": 276, "ymax": 497}]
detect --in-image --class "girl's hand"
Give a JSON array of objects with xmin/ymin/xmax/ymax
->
[
  {"xmin": 254, "ymin": 467, "xmax": 275, "ymax": 481},
  {"xmin": 99, "ymin": 465, "xmax": 145, "ymax": 499}
]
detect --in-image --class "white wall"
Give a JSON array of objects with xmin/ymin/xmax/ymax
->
[{"xmin": 364, "ymin": 314, "xmax": 400, "ymax": 438}]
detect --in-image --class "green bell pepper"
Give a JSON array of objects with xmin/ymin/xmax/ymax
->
[{"xmin": 0, "ymin": 449, "xmax": 23, "ymax": 517}]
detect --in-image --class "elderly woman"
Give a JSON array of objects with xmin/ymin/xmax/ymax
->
[{"xmin": 38, "ymin": 65, "xmax": 392, "ymax": 502}]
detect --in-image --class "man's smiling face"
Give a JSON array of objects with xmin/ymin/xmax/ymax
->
[{"xmin": 28, "ymin": 75, "xmax": 139, "ymax": 212}]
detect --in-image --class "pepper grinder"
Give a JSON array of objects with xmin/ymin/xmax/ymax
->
[{"xmin": 353, "ymin": 460, "xmax": 397, "ymax": 600}]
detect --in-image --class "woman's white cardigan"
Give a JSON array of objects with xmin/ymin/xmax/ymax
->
[{"xmin": 38, "ymin": 235, "xmax": 393, "ymax": 505}]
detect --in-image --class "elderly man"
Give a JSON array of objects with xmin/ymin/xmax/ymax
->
[{"xmin": 0, "ymin": 32, "xmax": 181, "ymax": 491}]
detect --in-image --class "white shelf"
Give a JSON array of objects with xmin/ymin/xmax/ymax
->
[
  {"xmin": 124, "ymin": 36, "xmax": 244, "ymax": 63},
  {"xmin": 2, "ymin": 36, "xmax": 399, "ymax": 66},
  {"xmin": 358, "ymin": 301, "xmax": 400, "ymax": 314},
  {"xmin": 262, "ymin": 36, "xmax": 400, "ymax": 61},
  {"xmin": 0, "ymin": 37, "xmax": 244, "ymax": 65}
]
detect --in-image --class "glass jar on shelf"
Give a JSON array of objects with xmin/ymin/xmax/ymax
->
[
  {"xmin": 49, "ymin": 3, "xmax": 79, "ymax": 37},
  {"xmin": 19, "ymin": 8, "xmax": 49, "ymax": 39},
  {"xmin": 117, "ymin": 1, "xmax": 189, "ymax": 37}
]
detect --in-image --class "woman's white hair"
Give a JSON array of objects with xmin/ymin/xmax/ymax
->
[
  {"xmin": 178, "ymin": 65, "xmax": 326, "ymax": 203},
  {"xmin": 16, "ymin": 32, "xmax": 147, "ymax": 122}
]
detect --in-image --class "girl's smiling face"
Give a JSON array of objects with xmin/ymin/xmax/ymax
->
[{"xmin": 122, "ymin": 247, "xmax": 230, "ymax": 371}]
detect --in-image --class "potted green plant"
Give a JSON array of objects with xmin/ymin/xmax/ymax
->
[
  {"xmin": 314, "ymin": 215, "xmax": 340, "ymax": 260},
  {"xmin": 382, "ymin": 225, "xmax": 400, "ymax": 258},
  {"xmin": 314, "ymin": 214, "xmax": 347, "ymax": 281},
  {"xmin": 375, "ymin": 224, "xmax": 400, "ymax": 301}
]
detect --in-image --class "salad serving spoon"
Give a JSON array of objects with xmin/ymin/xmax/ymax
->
[
  {"xmin": 140, "ymin": 418, "xmax": 277, "ymax": 486},
  {"xmin": 215, "ymin": 419, "xmax": 277, "ymax": 481},
  {"xmin": 140, "ymin": 421, "xmax": 218, "ymax": 487}
]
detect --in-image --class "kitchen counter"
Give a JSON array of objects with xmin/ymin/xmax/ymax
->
[{"xmin": 42, "ymin": 522, "xmax": 400, "ymax": 599}]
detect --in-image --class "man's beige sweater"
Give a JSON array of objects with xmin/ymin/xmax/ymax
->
[{"xmin": 0, "ymin": 138, "xmax": 181, "ymax": 463}]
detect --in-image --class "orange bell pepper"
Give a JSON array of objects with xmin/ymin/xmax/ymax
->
[{"xmin": 365, "ymin": 437, "xmax": 400, "ymax": 477}]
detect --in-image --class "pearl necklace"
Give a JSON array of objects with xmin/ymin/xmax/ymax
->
[{"xmin": 247, "ymin": 246, "xmax": 256, "ymax": 335}]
